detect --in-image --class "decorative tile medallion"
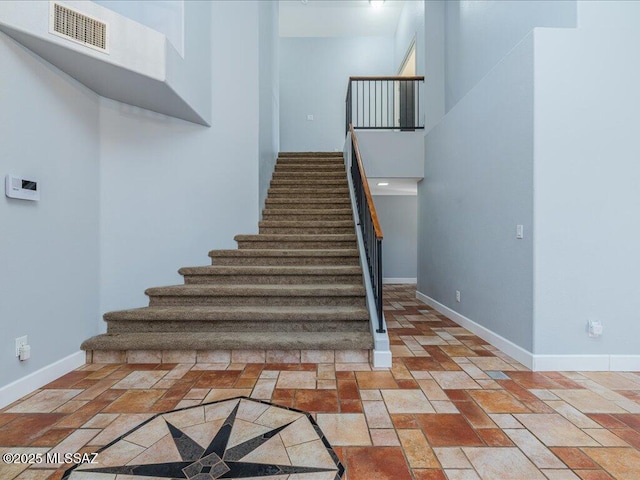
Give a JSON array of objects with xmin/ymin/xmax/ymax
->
[{"xmin": 62, "ymin": 397, "xmax": 344, "ymax": 480}]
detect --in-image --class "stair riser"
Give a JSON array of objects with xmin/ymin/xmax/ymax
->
[
  {"xmin": 272, "ymin": 170, "xmax": 346, "ymax": 180},
  {"xmin": 267, "ymin": 193, "xmax": 349, "ymax": 200},
  {"xmin": 210, "ymin": 256, "xmax": 359, "ymax": 266},
  {"xmin": 107, "ymin": 320, "xmax": 369, "ymax": 333},
  {"xmin": 275, "ymin": 163, "xmax": 345, "ymax": 168},
  {"xmin": 237, "ymin": 241, "xmax": 356, "ymax": 249},
  {"xmin": 262, "ymin": 214, "xmax": 353, "ymax": 222},
  {"xmin": 149, "ymin": 296, "xmax": 367, "ymax": 307},
  {"xmin": 275, "ymin": 164, "xmax": 345, "ymax": 170},
  {"xmin": 183, "ymin": 274, "xmax": 362, "ymax": 284},
  {"xmin": 259, "ymin": 227, "xmax": 355, "ymax": 234},
  {"xmin": 264, "ymin": 202, "xmax": 350, "ymax": 209},
  {"xmin": 278, "ymin": 154, "xmax": 343, "ymax": 158},
  {"xmin": 271, "ymin": 180, "xmax": 348, "ymax": 186}
]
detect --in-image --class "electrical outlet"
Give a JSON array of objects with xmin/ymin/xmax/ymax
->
[
  {"xmin": 307, "ymin": 114, "xmax": 314, "ymax": 121},
  {"xmin": 15, "ymin": 335, "xmax": 28, "ymax": 357},
  {"xmin": 455, "ymin": 290, "xmax": 461, "ymax": 302},
  {"xmin": 588, "ymin": 320, "xmax": 603, "ymax": 337}
]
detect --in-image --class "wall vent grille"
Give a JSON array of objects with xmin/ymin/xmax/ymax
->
[{"xmin": 50, "ymin": 3, "xmax": 108, "ymax": 53}]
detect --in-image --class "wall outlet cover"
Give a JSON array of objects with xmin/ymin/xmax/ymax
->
[{"xmin": 15, "ymin": 335, "xmax": 28, "ymax": 357}]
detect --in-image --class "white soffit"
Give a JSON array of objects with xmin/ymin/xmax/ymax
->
[
  {"xmin": 370, "ymin": 177, "xmax": 419, "ymax": 196},
  {"xmin": 279, "ymin": 0, "xmax": 405, "ymax": 37}
]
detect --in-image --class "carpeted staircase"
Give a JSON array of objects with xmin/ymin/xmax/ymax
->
[{"xmin": 81, "ymin": 152, "xmax": 374, "ymax": 363}]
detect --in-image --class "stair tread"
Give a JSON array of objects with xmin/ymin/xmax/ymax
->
[
  {"xmin": 179, "ymin": 265, "xmax": 362, "ymax": 275},
  {"xmin": 263, "ymin": 209, "xmax": 352, "ymax": 214},
  {"xmin": 266, "ymin": 198, "xmax": 350, "ymax": 203},
  {"xmin": 146, "ymin": 284, "xmax": 366, "ymax": 296},
  {"xmin": 234, "ymin": 234, "xmax": 356, "ymax": 241},
  {"xmin": 210, "ymin": 249, "xmax": 359, "ymax": 257},
  {"xmin": 259, "ymin": 220, "xmax": 354, "ymax": 226},
  {"xmin": 279, "ymin": 152, "xmax": 343, "ymax": 157},
  {"xmin": 105, "ymin": 305, "xmax": 369, "ymax": 321},
  {"xmin": 82, "ymin": 331, "xmax": 373, "ymax": 351}
]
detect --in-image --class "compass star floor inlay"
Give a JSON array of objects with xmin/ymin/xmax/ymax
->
[{"xmin": 62, "ymin": 397, "xmax": 343, "ymax": 480}]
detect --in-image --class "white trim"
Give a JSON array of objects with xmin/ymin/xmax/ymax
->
[
  {"xmin": 372, "ymin": 349, "xmax": 392, "ymax": 368},
  {"xmin": 383, "ymin": 278, "xmax": 417, "ymax": 284},
  {"xmin": 535, "ymin": 355, "xmax": 640, "ymax": 372},
  {"xmin": 532, "ymin": 355, "xmax": 609, "ymax": 372},
  {"xmin": 610, "ymin": 356, "xmax": 640, "ymax": 371},
  {"xmin": 416, "ymin": 290, "xmax": 640, "ymax": 372},
  {"xmin": 416, "ymin": 290, "xmax": 534, "ymax": 369},
  {"xmin": 0, "ymin": 351, "xmax": 85, "ymax": 409}
]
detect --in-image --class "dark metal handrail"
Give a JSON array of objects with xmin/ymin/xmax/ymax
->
[
  {"xmin": 346, "ymin": 76, "xmax": 425, "ymax": 134},
  {"xmin": 349, "ymin": 124, "xmax": 385, "ymax": 334}
]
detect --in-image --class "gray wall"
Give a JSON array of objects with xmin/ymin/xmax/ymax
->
[
  {"xmin": 356, "ymin": 131, "xmax": 424, "ymax": 179},
  {"xmin": 394, "ymin": 0, "xmax": 425, "ymax": 74},
  {"xmin": 258, "ymin": 1, "xmax": 279, "ymax": 214},
  {"xmin": 424, "ymin": 0, "xmax": 446, "ymax": 133},
  {"xmin": 418, "ymin": 35, "xmax": 535, "ymax": 351},
  {"xmin": 0, "ymin": 34, "xmax": 100, "ymax": 386},
  {"xmin": 374, "ymin": 195, "xmax": 418, "ymax": 281},
  {"xmin": 444, "ymin": 0, "xmax": 576, "ymax": 111},
  {"xmin": 533, "ymin": 25, "xmax": 640, "ymax": 356},
  {"xmin": 98, "ymin": 0, "xmax": 264, "ymax": 318},
  {"xmin": 279, "ymin": 36, "xmax": 394, "ymax": 151},
  {"xmin": 94, "ymin": 0, "xmax": 184, "ymax": 54}
]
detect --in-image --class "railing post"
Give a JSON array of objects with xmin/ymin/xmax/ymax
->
[{"xmin": 376, "ymin": 239, "xmax": 385, "ymax": 333}]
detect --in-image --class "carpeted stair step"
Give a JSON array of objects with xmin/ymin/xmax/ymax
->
[
  {"xmin": 103, "ymin": 305, "xmax": 369, "ymax": 333},
  {"xmin": 178, "ymin": 265, "xmax": 363, "ymax": 284},
  {"xmin": 82, "ymin": 330, "xmax": 373, "ymax": 351},
  {"xmin": 234, "ymin": 234, "xmax": 356, "ymax": 250},
  {"xmin": 262, "ymin": 209, "xmax": 353, "ymax": 221},
  {"xmin": 275, "ymin": 163, "xmax": 345, "ymax": 172},
  {"xmin": 209, "ymin": 248, "xmax": 360, "ymax": 266},
  {"xmin": 265, "ymin": 198, "xmax": 351, "ymax": 210},
  {"xmin": 259, "ymin": 220, "xmax": 354, "ymax": 234},
  {"xmin": 272, "ymin": 171, "xmax": 346, "ymax": 179},
  {"xmin": 271, "ymin": 178, "xmax": 348, "ymax": 187},
  {"xmin": 276, "ymin": 159, "xmax": 344, "ymax": 167},
  {"xmin": 145, "ymin": 284, "xmax": 367, "ymax": 307},
  {"xmin": 267, "ymin": 187, "xmax": 350, "ymax": 198},
  {"xmin": 279, "ymin": 152, "xmax": 344, "ymax": 158}
]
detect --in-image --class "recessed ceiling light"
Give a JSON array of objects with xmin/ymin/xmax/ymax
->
[
  {"xmin": 370, "ymin": 0, "xmax": 385, "ymax": 9},
  {"xmin": 377, "ymin": 182, "xmax": 389, "ymax": 186}
]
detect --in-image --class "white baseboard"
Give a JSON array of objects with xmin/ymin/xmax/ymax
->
[
  {"xmin": 383, "ymin": 278, "xmax": 417, "ymax": 284},
  {"xmin": 0, "ymin": 351, "xmax": 85, "ymax": 409},
  {"xmin": 532, "ymin": 355, "xmax": 610, "ymax": 372},
  {"xmin": 416, "ymin": 290, "xmax": 640, "ymax": 372},
  {"xmin": 415, "ymin": 290, "xmax": 534, "ymax": 369},
  {"xmin": 535, "ymin": 355, "xmax": 640, "ymax": 372},
  {"xmin": 610, "ymin": 355, "xmax": 640, "ymax": 371}
]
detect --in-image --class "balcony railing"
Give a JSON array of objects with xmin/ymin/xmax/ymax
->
[
  {"xmin": 349, "ymin": 124, "xmax": 385, "ymax": 334},
  {"xmin": 345, "ymin": 76, "xmax": 425, "ymax": 134}
]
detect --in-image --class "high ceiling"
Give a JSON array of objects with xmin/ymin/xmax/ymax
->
[{"xmin": 279, "ymin": 0, "xmax": 405, "ymax": 37}]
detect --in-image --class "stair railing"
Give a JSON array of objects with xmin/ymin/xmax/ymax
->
[
  {"xmin": 349, "ymin": 124, "xmax": 385, "ymax": 334},
  {"xmin": 345, "ymin": 76, "xmax": 425, "ymax": 134}
]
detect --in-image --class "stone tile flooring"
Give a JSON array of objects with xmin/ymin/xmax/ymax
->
[{"xmin": 1, "ymin": 285, "xmax": 640, "ymax": 479}]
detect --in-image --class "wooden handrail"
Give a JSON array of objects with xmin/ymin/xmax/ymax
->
[
  {"xmin": 349, "ymin": 124, "xmax": 383, "ymax": 240},
  {"xmin": 349, "ymin": 75, "xmax": 425, "ymax": 82}
]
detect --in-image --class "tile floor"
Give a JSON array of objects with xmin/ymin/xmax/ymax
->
[{"xmin": 1, "ymin": 285, "xmax": 640, "ymax": 479}]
